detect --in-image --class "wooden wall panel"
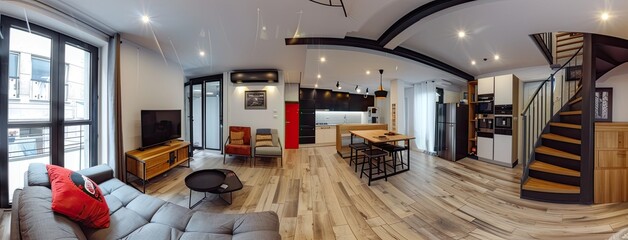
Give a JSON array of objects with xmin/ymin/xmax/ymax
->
[{"xmin": 594, "ymin": 123, "xmax": 628, "ymax": 203}]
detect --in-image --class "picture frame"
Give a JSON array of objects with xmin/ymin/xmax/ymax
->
[
  {"xmin": 594, "ymin": 88, "xmax": 612, "ymax": 122},
  {"xmin": 565, "ymin": 65, "xmax": 582, "ymax": 81},
  {"xmin": 245, "ymin": 90, "xmax": 267, "ymax": 110}
]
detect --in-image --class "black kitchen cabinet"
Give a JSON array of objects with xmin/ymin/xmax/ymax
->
[
  {"xmin": 348, "ymin": 94, "xmax": 364, "ymax": 111},
  {"xmin": 363, "ymin": 95, "xmax": 375, "ymax": 111},
  {"xmin": 299, "ymin": 88, "xmax": 316, "ymax": 109},
  {"xmin": 334, "ymin": 92, "xmax": 350, "ymax": 111},
  {"xmin": 318, "ymin": 89, "xmax": 334, "ymax": 110}
]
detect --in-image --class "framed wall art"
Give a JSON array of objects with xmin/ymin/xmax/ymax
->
[
  {"xmin": 245, "ymin": 90, "xmax": 267, "ymax": 110},
  {"xmin": 594, "ymin": 88, "xmax": 612, "ymax": 122}
]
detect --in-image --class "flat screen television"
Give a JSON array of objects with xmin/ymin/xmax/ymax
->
[{"xmin": 141, "ymin": 110, "xmax": 182, "ymax": 149}]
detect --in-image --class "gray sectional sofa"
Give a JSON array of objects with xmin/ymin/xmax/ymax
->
[{"xmin": 11, "ymin": 163, "xmax": 281, "ymax": 240}]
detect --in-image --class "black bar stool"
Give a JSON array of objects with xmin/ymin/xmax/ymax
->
[
  {"xmin": 349, "ymin": 143, "xmax": 369, "ymax": 172},
  {"xmin": 379, "ymin": 143, "xmax": 408, "ymax": 173},
  {"xmin": 360, "ymin": 149, "xmax": 388, "ymax": 186}
]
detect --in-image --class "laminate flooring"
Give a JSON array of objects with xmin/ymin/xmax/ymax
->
[{"xmin": 6, "ymin": 146, "xmax": 628, "ymax": 239}]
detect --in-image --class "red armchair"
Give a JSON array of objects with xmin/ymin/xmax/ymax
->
[{"xmin": 224, "ymin": 126, "xmax": 252, "ymax": 166}]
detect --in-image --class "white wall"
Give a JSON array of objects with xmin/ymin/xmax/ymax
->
[
  {"xmin": 444, "ymin": 89, "xmax": 462, "ymax": 103},
  {"xmin": 284, "ymin": 83, "xmax": 299, "ymax": 102},
  {"xmin": 120, "ymin": 40, "xmax": 185, "ymax": 151},
  {"xmin": 223, "ymin": 72, "xmax": 285, "ymax": 145},
  {"xmin": 597, "ymin": 63, "xmax": 628, "ymax": 121},
  {"xmin": 389, "ymin": 79, "xmax": 407, "ymax": 134},
  {"xmin": 405, "ymin": 87, "xmax": 416, "ymax": 150}
]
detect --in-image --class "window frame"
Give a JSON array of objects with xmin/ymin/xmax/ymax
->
[{"xmin": 0, "ymin": 15, "xmax": 99, "ymax": 208}]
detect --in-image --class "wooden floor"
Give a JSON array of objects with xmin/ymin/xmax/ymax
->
[{"xmin": 6, "ymin": 146, "xmax": 628, "ymax": 239}]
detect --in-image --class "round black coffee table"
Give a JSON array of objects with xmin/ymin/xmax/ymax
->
[{"xmin": 185, "ymin": 169, "xmax": 243, "ymax": 208}]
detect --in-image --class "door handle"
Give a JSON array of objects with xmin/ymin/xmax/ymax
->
[{"xmin": 286, "ymin": 121, "xmax": 291, "ymax": 123}]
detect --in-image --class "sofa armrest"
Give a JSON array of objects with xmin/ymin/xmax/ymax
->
[
  {"xmin": 77, "ymin": 164, "xmax": 114, "ymax": 184},
  {"xmin": 10, "ymin": 189, "xmax": 21, "ymax": 240}
]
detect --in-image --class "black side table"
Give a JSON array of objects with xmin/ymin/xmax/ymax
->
[{"xmin": 185, "ymin": 169, "xmax": 243, "ymax": 208}]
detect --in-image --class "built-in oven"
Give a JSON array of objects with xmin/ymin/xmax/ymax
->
[
  {"xmin": 495, "ymin": 116, "xmax": 512, "ymax": 129},
  {"xmin": 494, "ymin": 116, "xmax": 513, "ymax": 135},
  {"xmin": 495, "ymin": 105, "xmax": 513, "ymax": 115}
]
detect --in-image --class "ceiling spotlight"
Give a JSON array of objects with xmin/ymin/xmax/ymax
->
[
  {"xmin": 494, "ymin": 54, "xmax": 500, "ymax": 60},
  {"xmin": 471, "ymin": 60, "xmax": 476, "ymax": 65},
  {"xmin": 320, "ymin": 57, "xmax": 326, "ymax": 63},
  {"xmin": 141, "ymin": 15, "xmax": 150, "ymax": 23},
  {"xmin": 314, "ymin": 83, "xmax": 318, "ymax": 88},
  {"xmin": 336, "ymin": 81, "xmax": 341, "ymax": 89},
  {"xmin": 262, "ymin": 26, "xmax": 267, "ymax": 30},
  {"xmin": 601, "ymin": 12, "xmax": 610, "ymax": 21},
  {"xmin": 366, "ymin": 70, "xmax": 371, "ymax": 75},
  {"xmin": 355, "ymin": 85, "xmax": 361, "ymax": 93},
  {"xmin": 199, "ymin": 51, "xmax": 205, "ymax": 56},
  {"xmin": 317, "ymin": 74, "xmax": 321, "ymax": 79},
  {"xmin": 458, "ymin": 31, "xmax": 466, "ymax": 38}
]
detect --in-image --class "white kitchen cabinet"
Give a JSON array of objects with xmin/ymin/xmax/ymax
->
[
  {"xmin": 477, "ymin": 136, "xmax": 493, "ymax": 160},
  {"xmin": 493, "ymin": 134, "xmax": 513, "ymax": 165},
  {"xmin": 478, "ymin": 77, "xmax": 494, "ymax": 95},
  {"xmin": 494, "ymin": 74, "xmax": 514, "ymax": 105},
  {"xmin": 315, "ymin": 126, "xmax": 336, "ymax": 144}
]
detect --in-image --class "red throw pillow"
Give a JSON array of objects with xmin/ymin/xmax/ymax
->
[{"xmin": 47, "ymin": 164, "xmax": 110, "ymax": 228}]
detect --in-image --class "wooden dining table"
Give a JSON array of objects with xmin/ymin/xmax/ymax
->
[{"xmin": 349, "ymin": 130, "xmax": 415, "ymax": 179}]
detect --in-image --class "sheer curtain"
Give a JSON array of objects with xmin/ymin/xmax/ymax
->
[{"xmin": 413, "ymin": 81, "xmax": 436, "ymax": 153}]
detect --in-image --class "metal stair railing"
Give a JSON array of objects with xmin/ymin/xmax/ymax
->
[{"xmin": 520, "ymin": 46, "xmax": 583, "ymax": 189}]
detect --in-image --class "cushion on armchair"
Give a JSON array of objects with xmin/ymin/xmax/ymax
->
[
  {"xmin": 256, "ymin": 134, "xmax": 273, "ymax": 147},
  {"xmin": 225, "ymin": 144, "xmax": 251, "ymax": 156},
  {"xmin": 230, "ymin": 131, "xmax": 244, "ymax": 145}
]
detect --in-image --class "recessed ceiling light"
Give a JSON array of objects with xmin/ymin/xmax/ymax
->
[
  {"xmin": 320, "ymin": 57, "xmax": 326, "ymax": 62},
  {"xmin": 262, "ymin": 26, "xmax": 267, "ymax": 31},
  {"xmin": 199, "ymin": 51, "xmax": 205, "ymax": 56},
  {"xmin": 494, "ymin": 54, "xmax": 500, "ymax": 60},
  {"xmin": 601, "ymin": 12, "xmax": 610, "ymax": 21},
  {"xmin": 471, "ymin": 60, "xmax": 476, "ymax": 65},
  {"xmin": 317, "ymin": 74, "xmax": 321, "ymax": 79},
  {"xmin": 366, "ymin": 70, "xmax": 370, "ymax": 75},
  {"xmin": 458, "ymin": 31, "xmax": 466, "ymax": 38},
  {"xmin": 141, "ymin": 15, "xmax": 150, "ymax": 24},
  {"xmin": 314, "ymin": 83, "xmax": 318, "ymax": 88}
]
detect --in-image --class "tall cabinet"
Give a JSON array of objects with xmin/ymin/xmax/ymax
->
[{"xmin": 471, "ymin": 74, "xmax": 519, "ymax": 167}]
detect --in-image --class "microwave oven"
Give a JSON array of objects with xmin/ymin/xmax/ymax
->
[{"xmin": 477, "ymin": 101, "xmax": 493, "ymax": 114}]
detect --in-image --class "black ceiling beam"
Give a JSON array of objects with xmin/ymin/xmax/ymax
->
[
  {"xmin": 377, "ymin": 0, "xmax": 475, "ymax": 47},
  {"xmin": 285, "ymin": 36, "xmax": 474, "ymax": 80}
]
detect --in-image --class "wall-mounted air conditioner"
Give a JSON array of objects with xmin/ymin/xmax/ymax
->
[{"xmin": 230, "ymin": 69, "xmax": 279, "ymax": 83}]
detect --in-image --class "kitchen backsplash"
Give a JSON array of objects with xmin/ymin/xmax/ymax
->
[{"xmin": 316, "ymin": 111, "xmax": 366, "ymax": 125}]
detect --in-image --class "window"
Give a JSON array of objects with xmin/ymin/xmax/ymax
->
[
  {"xmin": 8, "ymin": 52, "xmax": 19, "ymax": 99},
  {"xmin": 31, "ymin": 56, "xmax": 50, "ymax": 82},
  {"xmin": 1, "ymin": 16, "xmax": 99, "ymax": 208}
]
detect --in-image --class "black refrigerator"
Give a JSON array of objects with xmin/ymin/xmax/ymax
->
[{"xmin": 435, "ymin": 103, "xmax": 468, "ymax": 161}]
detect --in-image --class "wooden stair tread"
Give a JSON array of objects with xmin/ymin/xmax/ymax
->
[
  {"xmin": 569, "ymin": 97, "xmax": 582, "ymax": 105},
  {"xmin": 523, "ymin": 177, "xmax": 580, "ymax": 194},
  {"xmin": 559, "ymin": 110, "xmax": 582, "ymax": 116},
  {"xmin": 536, "ymin": 146, "xmax": 581, "ymax": 161},
  {"xmin": 541, "ymin": 133, "xmax": 581, "ymax": 144},
  {"xmin": 557, "ymin": 41, "xmax": 583, "ymax": 48},
  {"xmin": 549, "ymin": 122, "xmax": 582, "ymax": 129},
  {"xmin": 556, "ymin": 45, "xmax": 583, "ymax": 53},
  {"xmin": 529, "ymin": 161, "xmax": 581, "ymax": 177}
]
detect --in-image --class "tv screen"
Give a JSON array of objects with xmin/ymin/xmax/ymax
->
[{"xmin": 141, "ymin": 110, "xmax": 181, "ymax": 148}]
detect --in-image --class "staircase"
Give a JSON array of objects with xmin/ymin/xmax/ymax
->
[
  {"xmin": 522, "ymin": 33, "xmax": 628, "ymax": 204},
  {"xmin": 521, "ymin": 82, "xmax": 582, "ymax": 203}
]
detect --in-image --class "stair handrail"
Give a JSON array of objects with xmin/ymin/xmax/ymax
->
[{"xmin": 520, "ymin": 46, "xmax": 583, "ymax": 188}]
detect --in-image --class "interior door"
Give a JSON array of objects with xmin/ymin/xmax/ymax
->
[{"xmin": 285, "ymin": 103, "xmax": 299, "ymax": 149}]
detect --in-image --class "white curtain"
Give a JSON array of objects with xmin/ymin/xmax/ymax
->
[{"xmin": 414, "ymin": 81, "xmax": 436, "ymax": 153}]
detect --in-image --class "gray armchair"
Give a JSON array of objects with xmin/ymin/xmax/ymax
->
[{"xmin": 253, "ymin": 128, "xmax": 283, "ymax": 167}]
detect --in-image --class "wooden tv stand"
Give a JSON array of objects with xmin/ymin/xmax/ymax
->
[{"xmin": 125, "ymin": 141, "xmax": 190, "ymax": 193}]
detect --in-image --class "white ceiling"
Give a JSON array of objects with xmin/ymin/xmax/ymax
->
[{"xmin": 30, "ymin": 0, "xmax": 628, "ymax": 87}]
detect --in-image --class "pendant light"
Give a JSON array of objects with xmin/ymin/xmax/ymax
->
[{"xmin": 374, "ymin": 69, "xmax": 388, "ymax": 98}]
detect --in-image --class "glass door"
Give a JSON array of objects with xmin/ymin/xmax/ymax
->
[
  {"xmin": 205, "ymin": 81, "xmax": 221, "ymax": 150},
  {"xmin": 186, "ymin": 75, "xmax": 222, "ymax": 152},
  {"xmin": 191, "ymin": 84, "xmax": 203, "ymax": 149}
]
